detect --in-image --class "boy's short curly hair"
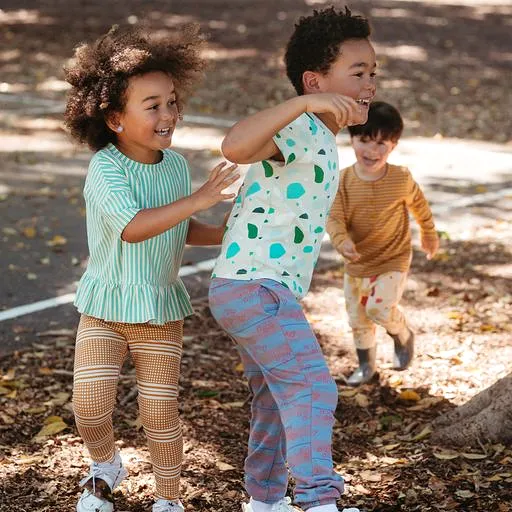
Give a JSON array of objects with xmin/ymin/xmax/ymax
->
[
  {"xmin": 285, "ymin": 6, "xmax": 371, "ymax": 95},
  {"xmin": 348, "ymin": 101, "xmax": 404, "ymax": 142},
  {"xmin": 64, "ymin": 24, "xmax": 206, "ymax": 151}
]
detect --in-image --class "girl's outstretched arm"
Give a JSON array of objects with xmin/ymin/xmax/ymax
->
[{"xmin": 121, "ymin": 163, "xmax": 238, "ymax": 243}]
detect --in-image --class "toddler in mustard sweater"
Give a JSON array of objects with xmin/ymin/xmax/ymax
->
[{"xmin": 326, "ymin": 101, "xmax": 439, "ymax": 386}]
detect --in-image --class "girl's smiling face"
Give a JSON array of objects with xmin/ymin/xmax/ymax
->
[{"xmin": 111, "ymin": 71, "xmax": 179, "ymax": 164}]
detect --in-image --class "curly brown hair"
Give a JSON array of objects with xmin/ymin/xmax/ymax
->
[
  {"xmin": 64, "ymin": 24, "xmax": 206, "ymax": 151},
  {"xmin": 285, "ymin": 6, "xmax": 371, "ymax": 95}
]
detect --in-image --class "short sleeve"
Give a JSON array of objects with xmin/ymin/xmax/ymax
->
[
  {"xmin": 85, "ymin": 155, "xmax": 141, "ymax": 235},
  {"xmin": 272, "ymin": 113, "xmax": 313, "ymax": 166}
]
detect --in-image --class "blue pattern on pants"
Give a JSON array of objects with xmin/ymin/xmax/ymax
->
[{"xmin": 209, "ymin": 278, "xmax": 344, "ymax": 509}]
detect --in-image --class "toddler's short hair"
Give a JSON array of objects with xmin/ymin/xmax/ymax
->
[
  {"xmin": 348, "ymin": 101, "xmax": 404, "ymax": 142},
  {"xmin": 285, "ymin": 6, "xmax": 371, "ymax": 95},
  {"xmin": 64, "ymin": 25, "xmax": 205, "ymax": 151}
]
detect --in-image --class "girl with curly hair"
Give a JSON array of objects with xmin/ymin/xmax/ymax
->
[{"xmin": 64, "ymin": 25, "xmax": 238, "ymax": 512}]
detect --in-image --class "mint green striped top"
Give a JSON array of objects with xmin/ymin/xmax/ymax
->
[{"xmin": 74, "ymin": 143, "xmax": 194, "ymax": 324}]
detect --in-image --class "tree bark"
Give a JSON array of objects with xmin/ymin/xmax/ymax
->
[{"xmin": 432, "ymin": 373, "xmax": 512, "ymax": 446}]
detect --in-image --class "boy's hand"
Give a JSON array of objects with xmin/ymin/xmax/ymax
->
[
  {"xmin": 192, "ymin": 162, "xmax": 239, "ymax": 212},
  {"xmin": 340, "ymin": 239, "xmax": 361, "ymax": 262},
  {"xmin": 304, "ymin": 93, "xmax": 366, "ymax": 128},
  {"xmin": 421, "ymin": 233, "xmax": 440, "ymax": 260}
]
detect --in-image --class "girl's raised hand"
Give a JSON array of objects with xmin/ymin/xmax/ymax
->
[
  {"xmin": 304, "ymin": 93, "xmax": 366, "ymax": 129},
  {"xmin": 192, "ymin": 162, "xmax": 239, "ymax": 212}
]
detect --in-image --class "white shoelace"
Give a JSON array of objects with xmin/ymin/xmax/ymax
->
[
  {"xmin": 153, "ymin": 499, "xmax": 184, "ymax": 512},
  {"xmin": 79, "ymin": 458, "xmax": 124, "ymax": 495},
  {"xmin": 271, "ymin": 497, "xmax": 297, "ymax": 511}
]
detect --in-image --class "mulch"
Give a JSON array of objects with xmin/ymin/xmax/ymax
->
[{"xmin": 1, "ymin": 221, "xmax": 511, "ymax": 511}]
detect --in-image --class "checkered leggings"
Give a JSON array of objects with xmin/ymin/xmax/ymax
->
[{"xmin": 73, "ymin": 315, "xmax": 183, "ymax": 500}]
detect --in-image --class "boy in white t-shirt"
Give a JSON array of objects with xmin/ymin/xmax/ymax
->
[{"xmin": 209, "ymin": 7, "xmax": 376, "ymax": 512}]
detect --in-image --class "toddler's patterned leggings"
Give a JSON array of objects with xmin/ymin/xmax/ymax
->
[
  {"xmin": 73, "ymin": 315, "xmax": 183, "ymax": 500},
  {"xmin": 209, "ymin": 278, "xmax": 344, "ymax": 510},
  {"xmin": 344, "ymin": 271, "xmax": 409, "ymax": 349}
]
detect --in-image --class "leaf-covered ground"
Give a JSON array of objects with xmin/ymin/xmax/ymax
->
[{"xmin": 1, "ymin": 220, "xmax": 511, "ymax": 512}]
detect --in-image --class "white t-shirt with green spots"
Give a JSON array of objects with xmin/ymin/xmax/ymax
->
[{"xmin": 212, "ymin": 112, "xmax": 339, "ymax": 298}]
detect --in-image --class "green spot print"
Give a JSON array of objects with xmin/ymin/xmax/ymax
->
[
  {"xmin": 314, "ymin": 226, "xmax": 323, "ymax": 233},
  {"xmin": 294, "ymin": 227, "xmax": 304, "ymax": 244},
  {"xmin": 269, "ymin": 243, "xmax": 286, "ymax": 259},
  {"xmin": 286, "ymin": 153, "xmax": 296, "ymax": 165},
  {"xmin": 318, "ymin": 149, "xmax": 326, "ymax": 155},
  {"xmin": 226, "ymin": 242, "xmax": 240, "ymax": 259},
  {"xmin": 286, "ymin": 183, "xmax": 305, "ymax": 199},
  {"xmin": 236, "ymin": 269, "xmax": 247, "ymax": 274},
  {"xmin": 268, "ymin": 208, "xmax": 275, "ymax": 214},
  {"xmin": 249, "ymin": 251, "xmax": 254, "ymax": 256},
  {"xmin": 248, "ymin": 223, "xmax": 258, "ymax": 239},
  {"xmin": 299, "ymin": 213, "xmax": 309, "ymax": 219},
  {"xmin": 309, "ymin": 118, "xmax": 318, "ymax": 135},
  {"xmin": 286, "ymin": 139, "xmax": 296, "ymax": 147},
  {"xmin": 262, "ymin": 160, "xmax": 273, "ymax": 178},
  {"xmin": 282, "ymin": 271, "xmax": 290, "ymax": 276},
  {"xmin": 303, "ymin": 246, "xmax": 313, "ymax": 253},
  {"xmin": 252, "ymin": 207, "xmax": 265, "ymax": 213},
  {"xmin": 314, "ymin": 165, "xmax": 324, "ymax": 184},
  {"xmin": 280, "ymin": 281, "xmax": 290, "ymax": 289},
  {"xmin": 246, "ymin": 182, "xmax": 261, "ymax": 197},
  {"xmin": 235, "ymin": 195, "xmax": 242, "ymax": 204}
]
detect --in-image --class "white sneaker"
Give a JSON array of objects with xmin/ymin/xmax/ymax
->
[
  {"xmin": 341, "ymin": 509, "xmax": 360, "ymax": 512},
  {"xmin": 152, "ymin": 499, "xmax": 185, "ymax": 512},
  {"xmin": 242, "ymin": 497, "xmax": 300, "ymax": 511},
  {"xmin": 76, "ymin": 452, "xmax": 128, "ymax": 512}
]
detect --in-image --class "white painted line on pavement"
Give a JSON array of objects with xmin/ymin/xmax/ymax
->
[
  {"xmin": 0, "ymin": 293, "xmax": 77, "ymax": 323},
  {"xmin": 0, "ymin": 258, "xmax": 219, "ymax": 323},
  {"xmin": 3, "ymin": 183, "xmax": 512, "ymax": 323}
]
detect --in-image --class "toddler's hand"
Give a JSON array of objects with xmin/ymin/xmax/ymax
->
[
  {"xmin": 304, "ymin": 93, "xmax": 365, "ymax": 128},
  {"xmin": 340, "ymin": 239, "xmax": 361, "ymax": 262},
  {"xmin": 421, "ymin": 233, "xmax": 440, "ymax": 260},
  {"xmin": 193, "ymin": 162, "xmax": 239, "ymax": 212}
]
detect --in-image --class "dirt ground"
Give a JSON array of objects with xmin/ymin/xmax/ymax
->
[
  {"xmin": 1, "ymin": 219, "xmax": 511, "ymax": 512},
  {"xmin": 1, "ymin": 1, "xmax": 512, "ymax": 511}
]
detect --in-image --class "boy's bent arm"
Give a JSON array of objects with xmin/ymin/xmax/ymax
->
[
  {"xmin": 186, "ymin": 218, "xmax": 224, "ymax": 246},
  {"xmin": 406, "ymin": 175, "xmax": 436, "ymax": 236},
  {"xmin": 221, "ymin": 96, "xmax": 307, "ymax": 164},
  {"xmin": 326, "ymin": 190, "xmax": 349, "ymax": 253}
]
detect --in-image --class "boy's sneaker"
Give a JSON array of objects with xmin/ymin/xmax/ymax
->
[
  {"xmin": 242, "ymin": 497, "xmax": 300, "ymax": 511},
  {"xmin": 152, "ymin": 499, "xmax": 185, "ymax": 512},
  {"xmin": 76, "ymin": 452, "xmax": 128, "ymax": 512},
  {"xmin": 388, "ymin": 327, "xmax": 415, "ymax": 370}
]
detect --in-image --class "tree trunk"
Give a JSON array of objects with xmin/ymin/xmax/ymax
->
[{"xmin": 432, "ymin": 373, "xmax": 512, "ymax": 446}]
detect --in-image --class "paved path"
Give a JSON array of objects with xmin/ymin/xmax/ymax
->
[{"xmin": 1, "ymin": 92, "xmax": 511, "ymax": 354}]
